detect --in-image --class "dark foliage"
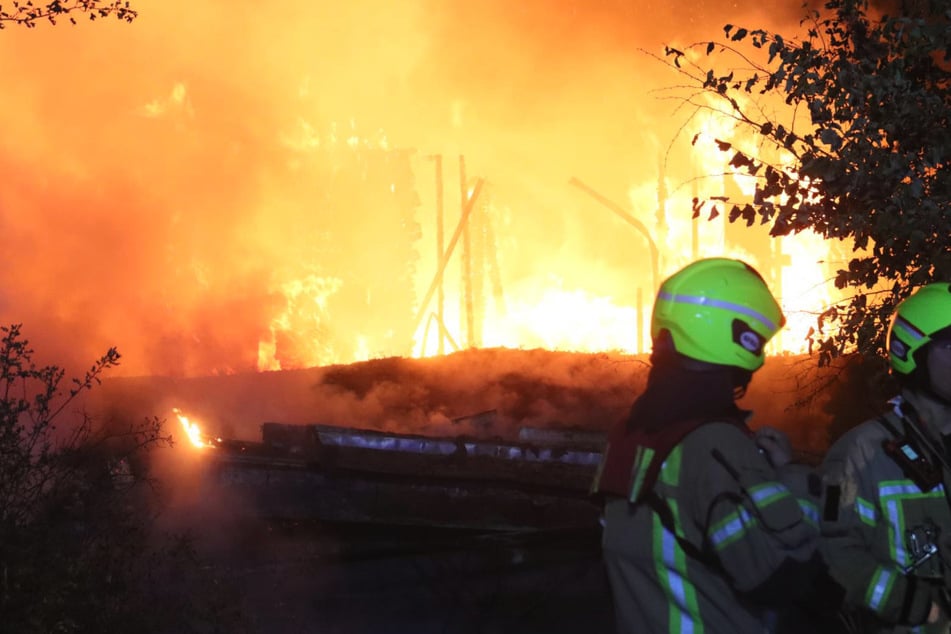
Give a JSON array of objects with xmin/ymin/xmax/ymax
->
[
  {"xmin": 663, "ymin": 0, "xmax": 951, "ymax": 367},
  {"xmin": 0, "ymin": 325, "xmax": 244, "ymax": 633},
  {"xmin": 0, "ymin": 0, "xmax": 136, "ymax": 28}
]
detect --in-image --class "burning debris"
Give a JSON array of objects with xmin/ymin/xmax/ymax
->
[
  {"xmin": 177, "ymin": 413, "xmax": 604, "ymax": 531},
  {"xmin": 116, "ymin": 347, "xmax": 839, "ymax": 533},
  {"xmin": 173, "ymin": 407, "xmax": 220, "ymax": 449}
]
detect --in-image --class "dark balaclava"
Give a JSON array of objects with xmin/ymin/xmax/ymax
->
[{"xmin": 628, "ymin": 330, "xmax": 752, "ymax": 433}]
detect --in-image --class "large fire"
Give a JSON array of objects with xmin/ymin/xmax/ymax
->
[{"xmin": 0, "ymin": 0, "xmax": 841, "ymax": 377}]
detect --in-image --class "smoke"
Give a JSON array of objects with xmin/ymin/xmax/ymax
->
[
  {"xmin": 95, "ymin": 346, "xmax": 834, "ymax": 456},
  {"xmin": 0, "ymin": 0, "xmax": 813, "ymax": 378}
]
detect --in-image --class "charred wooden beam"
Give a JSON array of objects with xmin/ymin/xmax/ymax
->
[{"xmin": 201, "ymin": 422, "xmax": 605, "ymax": 531}]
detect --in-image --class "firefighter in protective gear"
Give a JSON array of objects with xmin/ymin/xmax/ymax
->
[
  {"xmin": 820, "ymin": 283, "xmax": 951, "ymax": 633},
  {"xmin": 592, "ymin": 257, "xmax": 842, "ymax": 633}
]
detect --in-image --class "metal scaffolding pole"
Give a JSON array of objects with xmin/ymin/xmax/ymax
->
[{"xmin": 568, "ymin": 177, "xmax": 660, "ymax": 296}]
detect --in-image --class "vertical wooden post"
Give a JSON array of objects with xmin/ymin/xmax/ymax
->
[
  {"xmin": 434, "ymin": 155, "xmax": 445, "ymax": 355},
  {"xmin": 459, "ymin": 156, "xmax": 474, "ymax": 348}
]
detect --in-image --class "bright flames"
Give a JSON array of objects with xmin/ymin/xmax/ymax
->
[
  {"xmin": 0, "ymin": 1, "xmax": 848, "ymax": 377},
  {"xmin": 259, "ymin": 109, "xmax": 843, "ymax": 367},
  {"xmin": 173, "ymin": 408, "xmax": 218, "ymax": 450},
  {"xmin": 252, "ymin": 125, "xmax": 842, "ymax": 364}
]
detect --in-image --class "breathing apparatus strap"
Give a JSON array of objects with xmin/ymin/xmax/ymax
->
[{"xmin": 644, "ymin": 489, "xmax": 725, "ymax": 575}]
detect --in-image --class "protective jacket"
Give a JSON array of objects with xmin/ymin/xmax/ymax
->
[
  {"xmin": 594, "ymin": 416, "xmax": 828, "ymax": 633},
  {"xmin": 820, "ymin": 390, "xmax": 951, "ymax": 633}
]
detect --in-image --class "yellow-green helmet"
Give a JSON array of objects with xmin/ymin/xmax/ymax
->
[
  {"xmin": 887, "ymin": 283, "xmax": 951, "ymax": 375},
  {"xmin": 651, "ymin": 258, "xmax": 785, "ymax": 371}
]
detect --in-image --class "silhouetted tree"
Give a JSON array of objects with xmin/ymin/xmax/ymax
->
[
  {"xmin": 0, "ymin": 325, "xmax": 157, "ymax": 630},
  {"xmin": 663, "ymin": 0, "xmax": 951, "ymax": 367},
  {"xmin": 0, "ymin": 0, "xmax": 136, "ymax": 28},
  {"xmin": 0, "ymin": 325, "xmax": 247, "ymax": 633}
]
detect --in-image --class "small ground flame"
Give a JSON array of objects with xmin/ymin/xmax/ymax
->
[{"xmin": 172, "ymin": 408, "xmax": 218, "ymax": 449}]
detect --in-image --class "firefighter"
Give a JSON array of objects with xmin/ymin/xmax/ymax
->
[
  {"xmin": 820, "ymin": 283, "xmax": 951, "ymax": 633},
  {"xmin": 592, "ymin": 257, "xmax": 841, "ymax": 633}
]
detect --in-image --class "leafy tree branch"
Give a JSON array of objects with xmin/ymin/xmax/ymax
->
[
  {"xmin": 660, "ymin": 0, "xmax": 951, "ymax": 367},
  {"xmin": 0, "ymin": 324, "xmax": 184, "ymax": 632},
  {"xmin": 0, "ymin": 0, "xmax": 136, "ymax": 28}
]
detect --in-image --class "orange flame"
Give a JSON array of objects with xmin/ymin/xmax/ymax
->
[
  {"xmin": 0, "ymin": 4, "xmax": 851, "ymax": 378},
  {"xmin": 257, "ymin": 100, "xmax": 844, "ymax": 366},
  {"xmin": 172, "ymin": 408, "xmax": 218, "ymax": 449}
]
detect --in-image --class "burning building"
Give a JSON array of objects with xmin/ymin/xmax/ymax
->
[
  {"xmin": 0, "ymin": 0, "xmax": 846, "ymax": 380},
  {"xmin": 0, "ymin": 0, "xmax": 861, "ymax": 535},
  {"xmin": 0, "ymin": 2, "xmax": 874, "ymax": 630}
]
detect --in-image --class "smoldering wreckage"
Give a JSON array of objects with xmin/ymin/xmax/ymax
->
[{"xmin": 93, "ymin": 348, "xmax": 836, "ymax": 632}]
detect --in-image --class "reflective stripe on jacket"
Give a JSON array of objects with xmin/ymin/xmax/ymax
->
[
  {"xmin": 601, "ymin": 422, "xmax": 820, "ymax": 633},
  {"xmin": 820, "ymin": 392, "xmax": 951, "ymax": 633}
]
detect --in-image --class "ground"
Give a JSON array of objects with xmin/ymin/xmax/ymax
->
[{"xmin": 182, "ymin": 518, "xmax": 614, "ymax": 634}]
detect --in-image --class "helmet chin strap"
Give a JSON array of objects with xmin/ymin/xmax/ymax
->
[
  {"xmin": 650, "ymin": 330, "xmax": 753, "ymax": 396},
  {"xmin": 670, "ymin": 352, "xmax": 753, "ymax": 397}
]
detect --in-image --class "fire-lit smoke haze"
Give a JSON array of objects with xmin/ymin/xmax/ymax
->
[{"xmin": 0, "ymin": 0, "xmax": 837, "ymax": 378}]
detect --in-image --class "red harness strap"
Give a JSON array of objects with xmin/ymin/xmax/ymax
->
[{"xmin": 593, "ymin": 413, "xmax": 750, "ymax": 503}]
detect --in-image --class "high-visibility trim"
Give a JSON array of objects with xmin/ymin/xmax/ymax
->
[
  {"xmin": 709, "ymin": 507, "xmax": 753, "ymax": 551},
  {"xmin": 628, "ymin": 446, "xmax": 655, "ymax": 503},
  {"xmin": 660, "ymin": 446, "xmax": 683, "ymax": 487},
  {"xmin": 879, "ymin": 479, "xmax": 945, "ymax": 566},
  {"xmin": 884, "ymin": 499, "xmax": 907, "ymax": 566},
  {"xmin": 798, "ymin": 499, "xmax": 819, "ymax": 526},
  {"xmin": 893, "ymin": 316, "xmax": 926, "ymax": 342},
  {"xmin": 880, "ymin": 481, "xmax": 924, "ymax": 498},
  {"xmin": 879, "ymin": 480, "xmax": 944, "ymax": 500},
  {"xmin": 748, "ymin": 482, "xmax": 793, "ymax": 509},
  {"xmin": 855, "ymin": 497, "xmax": 877, "ymax": 527},
  {"xmin": 670, "ymin": 499, "xmax": 704, "ymax": 633},
  {"xmin": 652, "ymin": 498, "xmax": 703, "ymax": 633},
  {"xmin": 657, "ymin": 291, "xmax": 779, "ymax": 332},
  {"xmin": 707, "ymin": 475, "xmax": 791, "ymax": 552},
  {"xmin": 864, "ymin": 566, "xmax": 896, "ymax": 614}
]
